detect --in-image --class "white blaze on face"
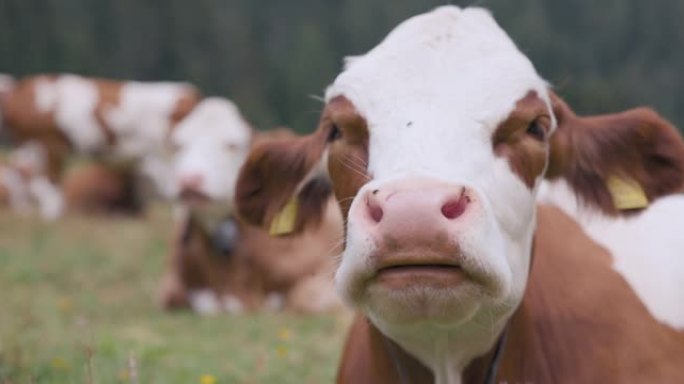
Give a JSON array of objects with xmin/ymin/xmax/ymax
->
[
  {"xmin": 326, "ymin": 6, "xmax": 553, "ymax": 378},
  {"xmin": 35, "ymin": 75, "xmax": 104, "ymax": 153},
  {"xmin": 104, "ymin": 81, "xmax": 195, "ymax": 159},
  {"xmin": 171, "ymin": 97, "xmax": 252, "ymax": 205}
]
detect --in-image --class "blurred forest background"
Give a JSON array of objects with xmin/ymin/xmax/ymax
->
[{"xmin": 0, "ymin": 0, "xmax": 682, "ymax": 132}]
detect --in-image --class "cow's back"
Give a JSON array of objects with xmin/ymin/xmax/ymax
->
[{"xmin": 1, "ymin": 75, "xmax": 63, "ymax": 143}]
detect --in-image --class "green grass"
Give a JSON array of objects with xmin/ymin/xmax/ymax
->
[{"xmin": 0, "ymin": 207, "xmax": 349, "ymax": 383}]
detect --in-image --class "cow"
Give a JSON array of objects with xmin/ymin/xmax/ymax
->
[
  {"xmin": 234, "ymin": 6, "xmax": 684, "ymax": 383},
  {"xmin": 0, "ymin": 144, "xmax": 142, "ymax": 218},
  {"xmin": 0, "ymin": 74, "xmax": 201, "ymax": 200},
  {"xmin": 0, "ymin": 141, "xmax": 63, "ymax": 219},
  {"xmin": 158, "ymin": 98, "xmax": 344, "ymax": 315}
]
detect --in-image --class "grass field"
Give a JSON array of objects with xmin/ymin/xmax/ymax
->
[{"xmin": 0, "ymin": 207, "xmax": 349, "ymax": 384}]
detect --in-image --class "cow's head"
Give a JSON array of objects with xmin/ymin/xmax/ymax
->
[
  {"xmin": 171, "ymin": 97, "xmax": 252, "ymax": 209},
  {"xmin": 236, "ymin": 5, "xmax": 684, "ymax": 370}
]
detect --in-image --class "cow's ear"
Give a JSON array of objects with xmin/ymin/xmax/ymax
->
[
  {"xmin": 546, "ymin": 93, "xmax": 684, "ymax": 215},
  {"xmin": 235, "ymin": 128, "xmax": 332, "ymax": 235}
]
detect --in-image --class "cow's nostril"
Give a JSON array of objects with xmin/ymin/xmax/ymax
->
[
  {"xmin": 367, "ymin": 196, "xmax": 384, "ymax": 223},
  {"xmin": 441, "ymin": 193, "xmax": 468, "ymax": 220}
]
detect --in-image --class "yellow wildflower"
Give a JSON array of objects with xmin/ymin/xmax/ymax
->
[
  {"xmin": 51, "ymin": 357, "xmax": 70, "ymax": 371},
  {"xmin": 200, "ymin": 374, "xmax": 217, "ymax": 384},
  {"xmin": 277, "ymin": 327, "xmax": 291, "ymax": 341},
  {"xmin": 276, "ymin": 345, "xmax": 289, "ymax": 359}
]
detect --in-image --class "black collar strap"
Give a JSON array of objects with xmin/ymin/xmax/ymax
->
[{"xmin": 483, "ymin": 328, "xmax": 508, "ymax": 384}]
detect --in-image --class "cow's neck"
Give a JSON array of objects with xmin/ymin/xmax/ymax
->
[
  {"xmin": 185, "ymin": 201, "xmax": 234, "ymax": 233},
  {"xmin": 371, "ymin": 314, "xmax": 509, "ymax": 384}
]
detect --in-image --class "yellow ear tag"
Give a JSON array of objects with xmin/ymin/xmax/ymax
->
[
  {"xmin": 606, "ymin": 175, "xmax": 649, "ymax": 210},
  {"xmin": 269, "ymin": 198, "xmax": 299, "ymax": 236}
]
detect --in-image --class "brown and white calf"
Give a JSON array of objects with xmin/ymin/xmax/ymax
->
[
  {"xmin": 235, "ymin": 6, "xmax": 684, "ymax": 383},
  {"xmin": 0, "ymin": 74, "xmax": 200, "ymax": 198},
  {"xmin": 158, "ymin": 98, "xmax": 344, "ymax": 315}
]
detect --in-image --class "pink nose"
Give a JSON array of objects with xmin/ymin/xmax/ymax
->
[
  {"xmin": 179, "ymin": 174, "xmax": 204, "ymax": 191},
  {"xmin": 354, "ymin": 178, "xmax": 475, "ymax": 241}
]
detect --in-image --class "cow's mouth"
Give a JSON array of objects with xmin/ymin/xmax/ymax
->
[
  {"xmin": 373, "ymin": 256, "xmax": 467, "ymax": 288},
  {"xmin": 179, "ymin": 188, "xmax": 211, "ymax": 205}
]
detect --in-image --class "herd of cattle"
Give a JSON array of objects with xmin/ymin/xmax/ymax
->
[
  {"xmin": 0, "ymin": 73, "xmax": 345, "ymax": 315},
  {"xmin": 2, "ymin": 5, "xmax": 684, "ymax": 383}
]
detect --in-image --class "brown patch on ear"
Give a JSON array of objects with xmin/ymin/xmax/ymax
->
[
  {"xmin": 547, "ymin": 92, "xmax": 684, "ymax": 215},
  {"xmin": 236, "ymin": 96, "xmax": 371, "ymax": 233},
  {"xmin": 493, "ymin": 91, "xmax": 552, "ymax": 188},
  {"xmin": 235, "ymin": 128, "xmax": 330, "ymax": 232},
  {"xmin": 170, "ymin": 86, "xmax": 202, "ymax": 125},
  {"xmin": 163, "ymin": 87, "xmax": 204, "ymax": 148}
]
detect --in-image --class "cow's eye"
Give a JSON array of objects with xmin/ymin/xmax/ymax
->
[
  {"xmin": 526, "ymin": 119, "xmax": 545, "ymax": 141},
  {"xmin": 328, "ymin": 123, "xmax": 343, "ymax": 142}
]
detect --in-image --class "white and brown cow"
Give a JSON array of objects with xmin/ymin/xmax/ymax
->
[
  {"xmin": 0, "ymin": 74, "xmax": 200, "ymax": 198},
  {"xmin": 235, "ymin": 6, "xmax": 684, "ymax": 383},
  {"xmin": 158, "ymin": 98, "xmax": 344, "ymax": 315}
]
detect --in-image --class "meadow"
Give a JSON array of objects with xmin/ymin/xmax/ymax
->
[{"xmin": 0, "ymin": 207, "xmax": 349, "ymax": 383}]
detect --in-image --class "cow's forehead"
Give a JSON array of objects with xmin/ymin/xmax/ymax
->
[{"xmin": 325, "ymin": 6, "xmax": 550, "ymax": 131}]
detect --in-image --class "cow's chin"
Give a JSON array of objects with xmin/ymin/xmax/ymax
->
[
  {"xmin": 337, "ymin": 252, "xmax": 505, "ymax": 328},
  {"xmin": 180, "ymin": 191, "xmax": 234, "ymax": 218},
  {"xmin": 364, "ymin": 279, "xmax": 485, "ymax": 327}
]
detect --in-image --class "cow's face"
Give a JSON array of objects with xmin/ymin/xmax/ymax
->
[
  {"xmin": 327, "ymin": 7, "xmax": 553, "ymax": 329},
  {"xmin": 236, "ymin": 5, "xmax": 684, "ymax": 354},
  {"xmin": 239, "ymin": 7, "xmax": 551, "ymax": 331},
  {"xmin": 171, "ymin": 98, "xmax": 252, "ymax": 208}
]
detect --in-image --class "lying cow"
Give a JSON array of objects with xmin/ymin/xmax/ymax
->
[
  {"xmin": 0, "ymin": 141, "xmax": 63, "ymax": 219},
  {"xmin": 0, "ymin": 146, "xmax": 142, "ymax": 218},
  {"xmin": 0, "ymin": 74, "xmax": 200, "ymax": 198},
  {"xmin": 158, "ymin": 98, "xmax": 344, "ymax": 315},
  {"xmin": 236, "ymin": 6, "xmax": 684, "ymax": 383}
]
